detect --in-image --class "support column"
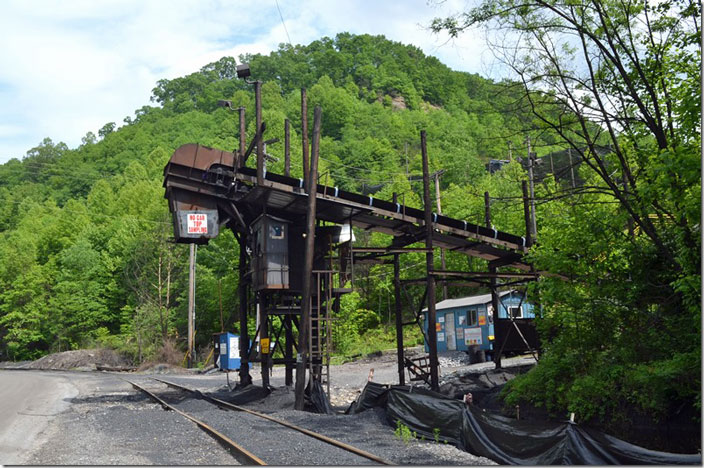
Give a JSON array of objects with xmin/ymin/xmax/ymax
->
[
  {"xmin": 522, "ymin": 181, "xmax": 533, "ymax": 248},
  {"xmin": 285, "ymin": 315, "xmax": 293, "ymax": 386},
  {"xmin": 238, "ymin": 107, "xmax": 246, "ymax": 167},
  {"xmin": 434, "ymin": 172, "xmax": 447, "ymax": 301},
  {"xmin": 295, "ymin": 106, "xmax": 321, "ymax": 410},
  {"xmin": 259, "ymin": 293, "xmax": 269, "ymax": 388},
  {"xmin": 486, "ymin": 192, "xmax": 501, "ymax": 369},
  {"xmin": 393, "ymin": 193, "xmax": 405, "ymax": 386},
  {"xmin": 238, "ymin": 234, "xmax": 251, "ymax": 386},
  {"xmin": 255, "ymin": 81, "xmax": 264, "ymax": 185},
  {"xmin": 284, "ymin": 119, "xmax": 291, "ymax": 177},
  {"xmin": 420, "ymin": 130, "xmax": 439, "ymax": 391},
  {"xmin": 187, "ymin": 243, "xmax": 196, "ymax": 368},
  {"xmin": 301, "ymin": 88, "xmax": 309, "ymax": 187}
]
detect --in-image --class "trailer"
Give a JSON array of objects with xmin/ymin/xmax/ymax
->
[{"xmin": 422, "ymin": 290, "xmax": 538, "ymax": 362}]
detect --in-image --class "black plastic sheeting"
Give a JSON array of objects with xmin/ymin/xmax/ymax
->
[
  {"xmin": 306, "ymin": 379, "xmax": 334, "ymax": 415},
  {"xmin": 347, "ymin": 382, "xmax": 701, "ymax": 465}
]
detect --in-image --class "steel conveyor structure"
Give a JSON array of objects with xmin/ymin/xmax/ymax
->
[{"xmin": 163, "ymin": 143, "xmax": 530, "ymax": 268}]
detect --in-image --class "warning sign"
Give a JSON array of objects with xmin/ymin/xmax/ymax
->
[
  {"xmin": 464, "ymin": 327, "xmax": 483, "ymax": 345},
  {"xmin": 260, "ymin": 338, "xmax": 270, "ymax": 354},
  {"xmin": 187, "ymin": 213, "xmax": 208, "ymax": 234}
]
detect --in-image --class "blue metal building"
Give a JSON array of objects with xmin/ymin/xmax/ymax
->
[{"xmin": 422, "ymin": 290, "xmax": 536, "ymax": 358}]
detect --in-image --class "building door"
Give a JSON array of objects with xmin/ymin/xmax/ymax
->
[{"xmin": 445, "ymin": 312, "xmax": 456, "ymax": 350}]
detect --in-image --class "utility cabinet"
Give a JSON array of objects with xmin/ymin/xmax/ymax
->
[
  {"xmin": 213, "ymin": 332, "xmax": 250, "ymax": 371},
  {"xmin": 251, "ymin": 215, "xmax": 291, "ymax": 290}
]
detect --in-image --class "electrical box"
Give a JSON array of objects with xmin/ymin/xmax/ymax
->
[
  {"xmin": 213, "ymin": 332, "xmax": 251, "ymax": 371},
  {"xmin": 251, "ymin": 214, "xmax": 290, "ymax": 290}
]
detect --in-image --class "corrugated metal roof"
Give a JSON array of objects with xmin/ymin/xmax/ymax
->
[{"xmin": 422, "ymin": 290, "xmax": 517, "ymax": 312}]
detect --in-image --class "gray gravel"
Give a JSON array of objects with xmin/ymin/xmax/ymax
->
[
  {"xmin": 17, "ymin": 350, "xmax": 528, "ymax": 465},
  {"xmin": 24, "ymin": 372, "xmax": 239, "ymax": 465}
]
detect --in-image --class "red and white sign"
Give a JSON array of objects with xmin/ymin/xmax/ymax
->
[{"xmin": 187, "ymin": 213, "xmax": 208, "ymax": 234}]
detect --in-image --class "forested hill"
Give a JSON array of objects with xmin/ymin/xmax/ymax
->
[
  {"xmin": 0, "ymin": 32, "xmax": 538, "ymax": 358},
  {"xmin": 0, "ymin": 32, "xmax": 699, "ymax": 441}
]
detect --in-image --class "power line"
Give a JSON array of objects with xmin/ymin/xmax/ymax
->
[{"xmin": 274, "ymin": 0, "xmax": 293, "ymax": 46}]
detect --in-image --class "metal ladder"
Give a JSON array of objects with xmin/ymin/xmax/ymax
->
[{"xmin": 309, "ymin": 270, "xmax": 334, "ymax": 397}]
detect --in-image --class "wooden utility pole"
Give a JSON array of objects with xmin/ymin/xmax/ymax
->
[
  {"xmin": 284, "ymin": 119, "xmax": 291, "ymax": 177},
  {"xmin": 238, "ymin": 107, "xmax": 246, "ymax": 168},
  {"xmin": 568, "ymin": 147, "xmax": 576, "ymax": 189},
  {"xmin": 392, "ymin": 193, "xmax": 405, "ymax": 386},
  {"xmin": 433, "ymin": 170, "xmax": 447, "ymax": 301},
  {"xmin": 420, "ymin": 130, "xmax": 439, "ymax": 391},
  {"xmin": 522, "ymin": 181, "xmax": 533, "ymax": 248},
  {"xmin": 486, "ymin": 192, "xmax": 501, "ymax": 369},
  {"xmin": 187, "ymin": 243, "xmax": 197, "ymax": 368},
  {"xmin": 255, "ymin": 81, "xmax": 264, "ymax": 186},
  {"xmin": 301, "ymin": 89, "xmax": 309, "ymax": 187},
  {"xmin": 295, "ymin": 105, "xmax": 321, "ymax": 410},
  {"xmin": 526, "ymin": 137, "xmax": 537, "ymax": 239}
]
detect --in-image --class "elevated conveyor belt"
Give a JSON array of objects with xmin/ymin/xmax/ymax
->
[{"xmin": 163, "ymin": 143, "xmax": 530, "ymax": 269}]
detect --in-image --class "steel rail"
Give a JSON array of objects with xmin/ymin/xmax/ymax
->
[
  {"xmin": 121, "ymin": 378, "xmax": 266, "ymax": 465},
  {"xmin": 152, "ymin": 378, "xmax": 392, "ymax": 465}
]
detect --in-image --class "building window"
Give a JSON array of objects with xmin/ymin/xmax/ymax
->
[
  {"xmin": 468, "ymin": 309, "xmax": 478, "ymax": 326},
  {"xmin": 508, "ymin": 306, "xmax": 522, "ymax": 319}
]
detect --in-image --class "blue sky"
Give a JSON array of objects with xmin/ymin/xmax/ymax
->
[{"xmin": 0, "ymin": 0, "xmax": 494, "ymax": 164}]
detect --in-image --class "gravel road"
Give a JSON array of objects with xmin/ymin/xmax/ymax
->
[{"xmin": 1, "ymin": 350, "xmax": 525, "ymax": 465}]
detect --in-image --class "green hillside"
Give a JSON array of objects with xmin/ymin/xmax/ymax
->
[{"xmin": 0, "ymin": 33, "xmax": 699, "ymax": 437}]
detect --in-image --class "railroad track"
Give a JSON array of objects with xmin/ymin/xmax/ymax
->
[{"xmin": 122, "ymin": 378, "xmax": 392, "ymax": 466}]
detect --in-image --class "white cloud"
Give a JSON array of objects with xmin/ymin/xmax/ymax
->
[{"xmin": 0, "ymin": 0, "xmax": 491, "ymax": 164}]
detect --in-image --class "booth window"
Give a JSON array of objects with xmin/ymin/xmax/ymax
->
[
  {"xmin": 508, "ymin": 306, "xmax": 522, "ymax": 319},
  {"xmin": 468, "ymin": 309, "xmax": 478, "ymax": 326}
]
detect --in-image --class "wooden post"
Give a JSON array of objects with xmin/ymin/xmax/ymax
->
[
  {"xmin": 434, "ymin": 172, "xmax": 447, "ymax": 301},
  {"xmin": 238, "ymin": 107, "xmax": 246, "ymax": 168},
  {"xmin": 301, "ymin": 88, "xmax": 309, "ymax": 188},
  {"xmin": 187, "ymin": 243, "xmax": 196, "ymax": 368},
  {"xmin": 284, "ymin": 119, "xmax": 291, "ymax": 177},
  {"xmin": 259, "ymin": 294, "xmax": 269, "ymax": 388},
  {"xmin": 285, "ymin": 315, "xmax": 293, "ymax": 386},
  {"xmin": 392, "ymin": 193, "xmax": 405, "ymax": 386},
  {"xmin": 255, "ymin": 81, "xmax": 264, "ymax": 185},
  {"xmin": 568, "ymin": 147, "xmax": 576, "ymax": 189},
  {"xmin": 486, "ymin": 192, "xmax": 501, "ymax": 369},
  {"xmin": 294, "ymin": 105, "xmax": 321, "ymax": 410},
  {"xmin": 526, "ymin": 137, "xmax": 537, "ymax": 239},
  {"xmin": 522, "ymin": 181, "xmax": 533, "ymax": 247},
  {"xmin": 238, "ymin": 234, "xmax": 251, "ymax": 386},
  {"xmin": 420, "ymin": 130, "xmax": 439, "ymax": 391}
]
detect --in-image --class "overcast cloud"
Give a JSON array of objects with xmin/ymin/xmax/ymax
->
[{"xmin": 0, "ymin": 0, "xmax": 492, "ymax": 164}]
